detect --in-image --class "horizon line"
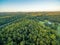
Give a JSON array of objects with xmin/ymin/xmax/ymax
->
[{"xmin": 0, "ymin": 11, "xmax": 60, "ymax": 12}]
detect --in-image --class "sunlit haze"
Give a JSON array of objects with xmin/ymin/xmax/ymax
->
[{"xmin": 0, "ymin": 0, "xmax": 60, "ymax": 12}]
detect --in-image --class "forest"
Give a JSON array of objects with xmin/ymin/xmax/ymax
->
[{"xmin": 0, "ymin": 12, "xmax": 60, "ymax": 45}]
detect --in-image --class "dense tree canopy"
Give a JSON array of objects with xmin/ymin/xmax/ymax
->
[{"xmin": 0, "ymin": 13, "xmax": 60, "ymax": 45}]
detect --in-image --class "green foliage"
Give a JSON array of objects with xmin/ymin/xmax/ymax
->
[{"xmin": 0, "ymin": 13, "xmax": 60, "ymax": 45}]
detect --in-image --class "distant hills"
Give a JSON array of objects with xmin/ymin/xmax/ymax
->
[{"xmin": 0, "ymin": 11, "xmax": 60, "ymax": 16}]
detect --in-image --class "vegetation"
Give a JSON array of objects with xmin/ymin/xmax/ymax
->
[{"xmin": 0, "ymin": 12, "xmax": 60, "ymax": 45}]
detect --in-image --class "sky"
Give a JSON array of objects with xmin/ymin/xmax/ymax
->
[{"xmin": 0, "ymin": 0, "xmax": 60, "ymax": 12}]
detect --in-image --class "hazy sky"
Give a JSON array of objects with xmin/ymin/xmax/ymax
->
[{"xmin": 0, "ymin": 0, "xmax": 60, "ymax": 12}]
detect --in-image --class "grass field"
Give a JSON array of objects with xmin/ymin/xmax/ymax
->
[{"xmin": 0, "ymin": 12, "xmax": 60, "ymax": 45}]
